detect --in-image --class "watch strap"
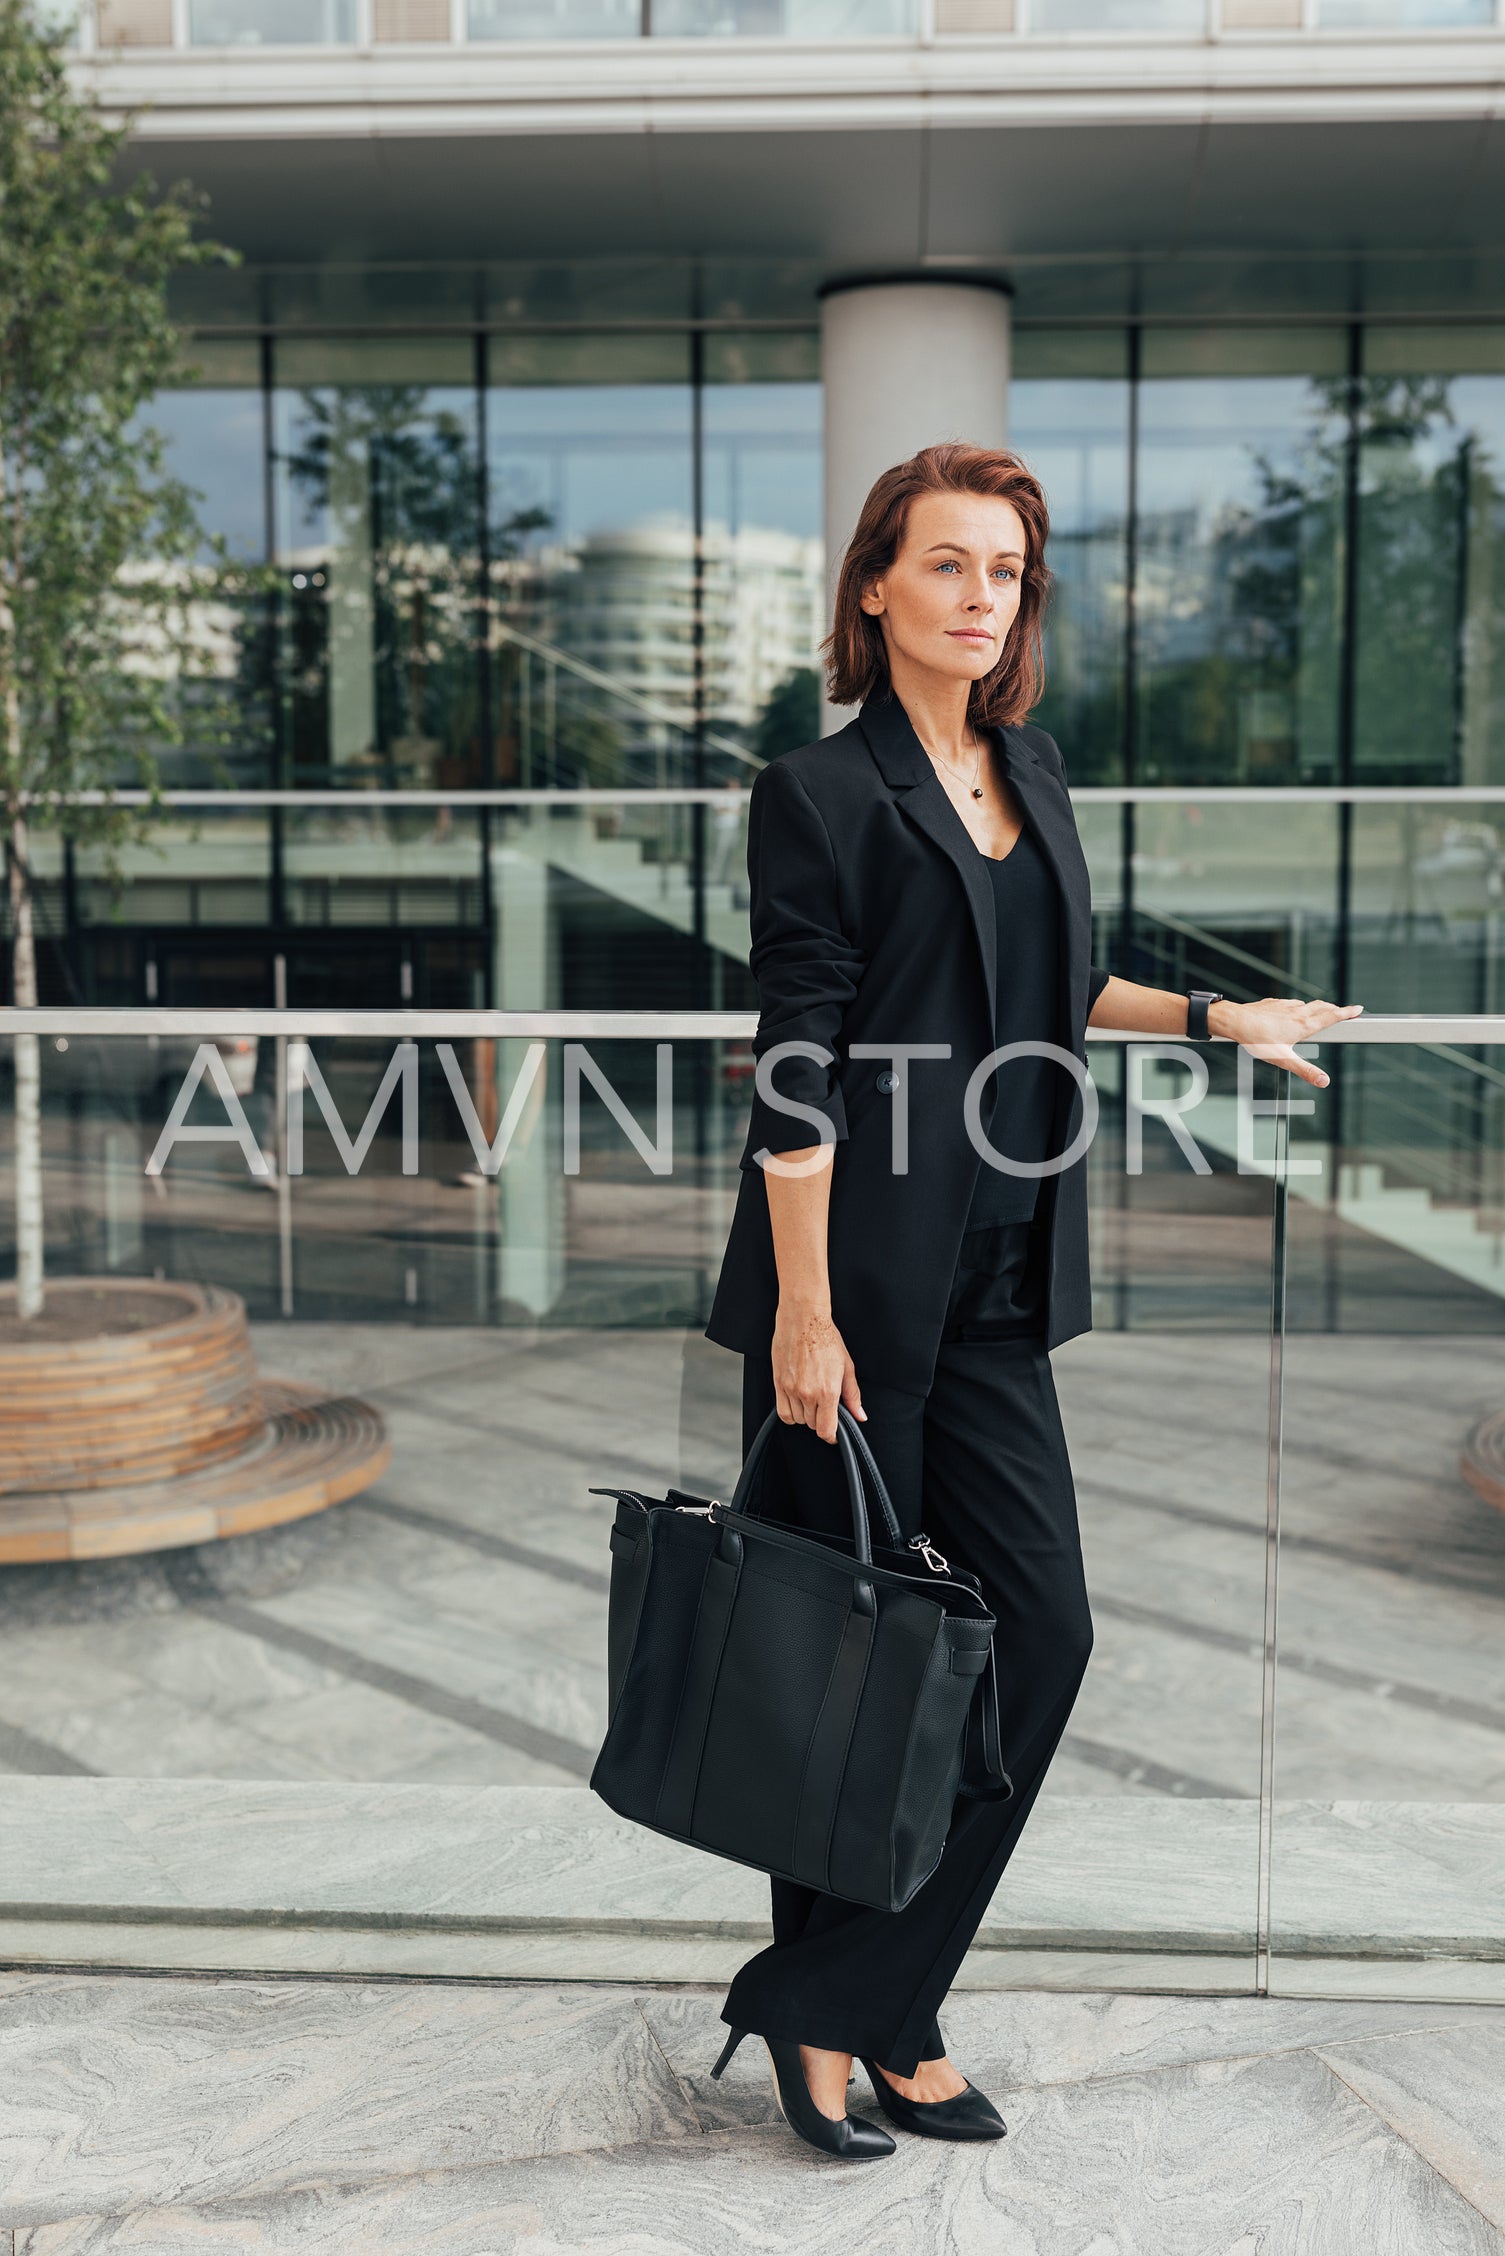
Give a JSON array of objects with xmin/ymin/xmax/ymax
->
[{"xmin": 1186, "ymin": 990, "xmax": 1223, "ymax": 1042}]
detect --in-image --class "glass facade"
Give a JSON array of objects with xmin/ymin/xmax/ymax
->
[
  {"xmin": 132, "ymin": 313, "xmax": 1505, "ymax": 796},
  {"xmin": 11, "ymin": 302, "xmax": 1505, "ymax": 1030}
]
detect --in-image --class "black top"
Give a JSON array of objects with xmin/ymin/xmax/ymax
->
[
  {"xmin": 961, "ymin": 821, "xmax": 1065, "ymax": 1230},
  {"xmin": 706, "ymin": 698, "xmax": 1110, "ymax": 1394}
]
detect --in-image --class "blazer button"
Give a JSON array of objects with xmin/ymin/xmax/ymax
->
[{"xmin": 876, "ymin": 1070, "xmax": 900, "ymax": 1094}]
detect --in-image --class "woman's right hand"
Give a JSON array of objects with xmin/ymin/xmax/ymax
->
[{"xmin": 770, "ymin": 1302, "xmax": 866, "ymax": 1444}]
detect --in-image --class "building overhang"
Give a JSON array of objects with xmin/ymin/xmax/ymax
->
[{"xmin": 74, "ymin": 37, "xmax": 1505, "ymax": 281}]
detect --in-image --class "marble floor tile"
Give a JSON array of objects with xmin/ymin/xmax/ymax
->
[
  {"xmin": 1317, "ymin": 2023, "xmax": 1505, "ymax": 2229},
  {"xmin": 639, "ymin": 1987, "xmax": 1505, "ymax": 2118},
  {"xmin": 250, "ymin": 1582, "xmax": 607, "ymax": 1751},
  {"xmin": 232, "ymin": 1683, "xmax": 568, "ymax": 1786},
  {"xmin": 1, "ymin": 1979, "xmax": 701, "ymax": 2227},
  {"xmin": 15, "ymin": 1693, "xmax": 336, "ymax": 1786},
  {"xmin": 75, "ymin": 1616, "xmax": 343, "ymax": 1719},
  {"xmin": 16, "ymin": 2044, "xmax": 1503, "ymax": 2256}
]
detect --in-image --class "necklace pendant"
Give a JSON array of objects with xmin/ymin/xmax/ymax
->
[{"xmin": 971, "ymin": 785, "xmax": 984, "ymax": 800}]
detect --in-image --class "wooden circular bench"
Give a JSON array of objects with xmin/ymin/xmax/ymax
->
[{"xmin": 0, "ymin": 1279, "xmax": 390, "ymax": 1563}]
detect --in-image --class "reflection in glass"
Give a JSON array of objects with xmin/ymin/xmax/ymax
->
[
  {"xmin": 274, "ymin": 342, "xmax": 481, "ymax": 789},
  {"xmin": 144, "ymin": 345, "xmax": 273, "ymax": 787},
  {"xmin": 653, "ymin": 0, "xmax": 916, "ymax": 29},
  {"xmin": 1027, "ymin": 0, "xmax": 1201, "ymax": 25},
  {"xmin": 1355, "ymin": 337, "xmax": 1505, "ymax": 786},
  {"xmin": 467, "ymin": 0, "xmax": 639, "ymax": 33},
  {"xmin": 1320, "ymin": 0, "xmax": 1489, "ymax": 21},
  {"xmin": 1013, "ymin": 348, "xmax": 1130, "ymax": 782},
  {"xmin": 487, "ymin": 336, "xmax": 695, "ymax": 787},
  {"xmin": 1351, "ymin": 802, "xmax": 1505, "ymax": 1015},
  {"xmin": 188, "ymin": 0, "xmax": 357, "ymax": 37},
  {"xmin": 701, "ymin": 336, "xmax": 822, "ymax": 768},
  {"xmin": 72, "ymin": 810, "xmax": 273, "ymax": 928},
  {"xmin": 1135, "ymin": 336, "xmax": 1347, "ymax": 785},
  {"xmin": 1129, "ymin": 800, "xmax": 1341, "ymax": 1001},
  {"xmin": 282, "ymin": 807, "xmax": 483, "ymax": 931}
]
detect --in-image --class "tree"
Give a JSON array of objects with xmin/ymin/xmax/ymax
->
[
  {"xmin": 1, "ymin": 0, "xmax": 234, "ymax": 1316},
  {"xmin": 751, "ymin": 665, "xmax": 820, "ymax": 764}
]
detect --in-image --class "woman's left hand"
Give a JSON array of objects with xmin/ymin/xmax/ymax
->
[{"xmin": 1214, "ymin": 998, "xmax": 1365, "ymax": 1089}]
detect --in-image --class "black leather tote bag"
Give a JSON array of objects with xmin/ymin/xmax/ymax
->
[{"xmin": 588, "ymin": 1403, "xmax": 1012, "ymax": 1914}]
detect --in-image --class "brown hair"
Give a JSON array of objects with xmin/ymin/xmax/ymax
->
[{"xmin": 823, "ymin": 442, "xmax": 1053, "ymax": 726}]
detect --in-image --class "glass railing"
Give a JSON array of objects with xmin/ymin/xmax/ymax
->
[{"xmin": 3, "ymin": 1008, "xmax": 1499, "ymax": 1998}]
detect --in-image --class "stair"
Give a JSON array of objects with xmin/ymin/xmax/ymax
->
[
  {"xmin": 1139, "ymin": 1080, "xmax": 1505, "ymax": 1301},
  {"xmin": 508, "ymin": 811, "xmax": 751, "ymax": 962}
]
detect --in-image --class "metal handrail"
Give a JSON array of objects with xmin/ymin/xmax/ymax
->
[
  {"xmin": 13, "ymin": 783, "xmax": 1505, "ymax": 807},
  {"xmin": 6, "ymin": 1008, "xmax": 1505, "ymax": 1041}
]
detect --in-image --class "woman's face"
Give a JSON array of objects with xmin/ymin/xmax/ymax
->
[{"xmin": 860, "ymin": 488, "xmax": 1028, "ymax": 694}]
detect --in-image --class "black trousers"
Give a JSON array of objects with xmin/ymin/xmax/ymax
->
[{"xmin": 721, "ymin": 1212, "xmax": 1094, "ymax": 2080}]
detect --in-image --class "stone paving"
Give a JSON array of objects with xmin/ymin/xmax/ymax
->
[{"xmin": 4, "ymin": 1973, "xmax": 1505, "ymax": 2252}]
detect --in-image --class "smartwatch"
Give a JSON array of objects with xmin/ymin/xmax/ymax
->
[{"xmin": 1186, "ymin": 990, "xmax": 1225, "ymax": 1042}]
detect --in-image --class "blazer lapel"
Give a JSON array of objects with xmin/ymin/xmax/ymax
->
[{"xmin": 856, "ymin": 694, "xmax": 997, "ymax": 1030}]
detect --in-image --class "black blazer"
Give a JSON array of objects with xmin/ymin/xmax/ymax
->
[{"xmin": 703, "ymin": 690, "xmax": 1111, "ymax": 1396}]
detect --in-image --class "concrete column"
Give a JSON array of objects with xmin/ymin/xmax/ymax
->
[
  {"xmin": 488, "ymin": 837, "xmax": 566, "ymax": 1319},
  {"xmin": 820, "ymin": 278, "xmax": 1012, "ymax": 729}
]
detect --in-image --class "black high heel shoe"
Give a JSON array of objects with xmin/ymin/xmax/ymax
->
[
  {"xmin": 711, "ymin": 2028, "xmax": 895, "ymax": 2161},
  {"xmin": 859, "ymin": 2056, "xmax": 1007, "ymax": 2142}
]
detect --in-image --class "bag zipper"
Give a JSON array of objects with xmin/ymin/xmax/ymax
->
[{"xmin": 705, "ymin": 1504, "xmax": 991, "ymax": 1619}]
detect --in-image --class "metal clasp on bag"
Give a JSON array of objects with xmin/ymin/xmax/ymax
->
[
  {"xmin": 678, "ymin": 1498, "xmax": 722, "ymax": 1516},
  {"xmin": 909, "ymin": 1531, "xmax": 951, "ymax": 1575}
]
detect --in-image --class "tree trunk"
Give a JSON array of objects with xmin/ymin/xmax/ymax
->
[{"xmin": 7, "ymin": 804, "xmax": 43, "ymax": 1318}]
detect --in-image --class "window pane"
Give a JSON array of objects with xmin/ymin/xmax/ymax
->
[
  {"xmin": 653, "ymin": 0, "xmax": 916, "ymax": 31},
  {"xmin": 274, "ymin": 339, "xmax": 482, "ymax": 790},
  {"xmin": 487, "ymin": 335, "xmax": 695, "ymax": 788},
  {"xmin": 150, "ymin": 344, "xmax": 266, "ymax": 564},
  {"xmin": 1319, "ymin": 0, "xmax": 1489, "ymax": 23},
  {"xmin": 701, "ymin": 337, "xmax": 822, "ymax": 768},
  {"xmin": 136, "ymin": 346, "xmax": 273, "ymax": 787},
  {"xmin": 1354, "ymin": 336, "xmax": 1505, "ymax": 787},
  {"xmin": 1029, "ymin": 0, "xmax": 1202, "ymax": 26},
  {"xmin": 1012, "ymin": 366, "xmax": 1130, "ymax": 783},
  {"xmin": 189, "ymin": 0, "xmax": 357, "ymax": 38},
  {"xmin": 1134, "ymin": 345, "xmax": 1346, "ymax": 785},
  {"xmin": 468, "ymin": 0, "xmax": 639, "ymax": 34}
]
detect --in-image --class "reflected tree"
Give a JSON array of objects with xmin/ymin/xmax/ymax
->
[
  {"xmin": 750, "ymin": 665, "xmax": 819, "ymax": 763},
  {"xmin": 1137, "ymin": 382, "xmax": 1346, "ymax": 786},
  {"xmin": 1354, "ymin": 376, "xmax": 1500, "ymax": 786},
  {"xmin": 283, "ymin": 384, "xmax": 481, "ymax": 787}
]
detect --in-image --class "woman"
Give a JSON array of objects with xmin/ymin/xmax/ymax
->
[{"xmin": 702, "ymin": 442, "xmax": 1360, "ymax": 2161}]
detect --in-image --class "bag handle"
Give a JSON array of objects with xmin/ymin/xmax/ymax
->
[{"xmin": 726, "ymin": 1402, "xmax": 903, "ymax": 1562}]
